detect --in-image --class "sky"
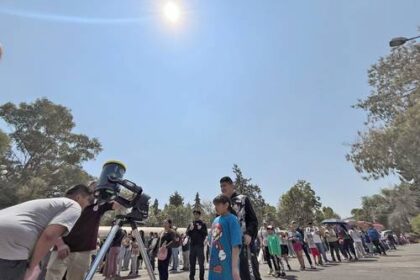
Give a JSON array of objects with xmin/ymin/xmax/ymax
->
[{"xmin": 0, "ymin": 0, "xmax": 418, "ymax": 217}]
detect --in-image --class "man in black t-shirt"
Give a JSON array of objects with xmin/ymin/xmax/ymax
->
[
  {"xmin": 45, "ymin": 182, "xmax": 120, "ymax": 280},
  {"xmin": 187, "ymin": 210, "xmax": 208, "ymax": 280}
]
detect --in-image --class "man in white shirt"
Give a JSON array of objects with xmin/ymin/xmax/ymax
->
[{"xmin": 0, "ymin": 184, "xmax": 92, "ymax": 280}]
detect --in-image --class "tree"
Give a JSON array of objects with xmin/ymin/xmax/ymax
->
[
  {"xmin": 0, "ymin": 129, "xmax": 9, "ymax": 158},
  {"xmin": 262, "ymin": 204, "xmax": 279, "ymax": 225},
  {"xmin": 232, "ymin": 164, "xmax": 266, "ymax": 223},
  {"xmin": 169, "ymin": 191, "xmax": 184, "ymax": 207},
  {"xmin": 320, "ymin": 206, "xmax": 341, "ymax": 220},
  {"xmin": 411, "ymin": 214, "xmax": 420, "ymax": 234},
  {"xmin": 193, "ymin": 192, "xmax": 202, "ymax": 211},
  {"xmin": 347, "ymin": 42, "xmax": 420, "ymax": 184},
  {"xmin": 151, "ymin": 199, "xmax": 160, "ymax": 216},
  {"xmin": 277, "ymin": 180, "xmax": 322, "ymax": 227},
  {"xmin": 352, "ymin": 183, "xmax": 420, "ymax": 232},
  {"xmin": 0, "ymin": 98, "xmax": 102, "ymax": 208}
]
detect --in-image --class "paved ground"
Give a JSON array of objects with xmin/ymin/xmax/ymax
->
[{"xmin": 94, "ymin": 244, "xmax": 420, "ymax": 280}]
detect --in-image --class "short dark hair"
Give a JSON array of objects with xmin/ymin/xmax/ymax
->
[
  {"xmin": 220, "ymin": 176, "xmax": 233, "ymax": 184},
  {"xmin": 193, "ymin": 210, "xmax": 201, "ymax": 215},
  {"xmin": 213, "ymin": 194, "xmax": 231, "ymax": 205},
  {"xmin": 65, "ymin": 184, "xmax": 92, "ymax": 197}
]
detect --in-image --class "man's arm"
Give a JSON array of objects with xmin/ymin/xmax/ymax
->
[
  {"xmin": 28, "ymin": 225, "xmax": 67, "ymax": 270},
  {"xmin": 244, "ymin": 197, "xmax": 258, "ymax": 239},
  {"xmin": 200, "ymin": 222, "xmax": 208, "ymax": 238}
]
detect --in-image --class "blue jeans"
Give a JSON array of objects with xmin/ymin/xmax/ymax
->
[
  {"xmin": 315, "ymin": 243, "xmax": 329, "ymax": 262},
  {"xmin": 171, "ymin": 247, "xmax": 179, "ymax": 271}
]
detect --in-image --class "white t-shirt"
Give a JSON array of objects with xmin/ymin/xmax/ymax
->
[
  {"xmin": 0, "ymin": 198, "xmax": 81, "ymax": 260},
  {"xmin": 259, "ymin": 227, "xmax": 268, "ymax": 246},
  {"xmin": 306, "ymin": 227, "xmax": 322, "ymax": 243},
  {"xmin": 349, "ymin": 229, "xmax": 362, "ymax": 242}
]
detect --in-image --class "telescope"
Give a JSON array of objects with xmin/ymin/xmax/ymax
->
[{"xmin": 85, "ymin": 161, "xmax": 155, "ymax": 280}]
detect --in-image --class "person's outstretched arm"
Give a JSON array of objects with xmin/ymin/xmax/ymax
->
[{"xmin": 24, "ymin": 224, "xmax": 67, "ymax": 279}]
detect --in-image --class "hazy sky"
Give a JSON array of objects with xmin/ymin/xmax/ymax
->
[{"xmin": 0, "ymin": 0, "xmax": 418, "ymax": 217}]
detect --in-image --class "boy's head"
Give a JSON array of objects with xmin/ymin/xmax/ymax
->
[
  {"xmin": 267, "ymin": 225, "xmax": 274, "ymax": 234},
  {"xmin": 213, "ymin": 194, "xmax": 231, "ymax": 215}
]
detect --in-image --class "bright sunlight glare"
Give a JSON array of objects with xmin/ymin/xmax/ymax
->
[{"xmin": 163, "ymin": 1, "xmax": 181, "ymax": 23}]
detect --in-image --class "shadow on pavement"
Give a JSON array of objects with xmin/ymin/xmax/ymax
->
[{"xmin": 284, "ymin": 275, "xmax": 298, "ymax": 280}]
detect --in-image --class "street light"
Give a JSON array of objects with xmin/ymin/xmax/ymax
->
[{"xmin": 389, "ymin": 35, "xmax": 420, "ymax": 47}]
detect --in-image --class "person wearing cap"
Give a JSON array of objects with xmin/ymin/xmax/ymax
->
[
  {"xmin": 187, "ymin": 209, "xmax": 208, "ymax": 280},
  {"xmin": 258, "ymin": 222, "xmax": 273, "ymax": 275}
]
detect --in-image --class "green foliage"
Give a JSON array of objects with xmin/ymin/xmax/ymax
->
[
  {"xmin": 277, "ymin": 180, "xmax": 322, "ymax": 227},
  {"xmin": 232, "ymin": 164, "xmax": 266, "ymax": 224},
  {"xmin": 169, "ymin": 191, "xmax": 184, "ymax": 207},
  {"xmin": 320, "ymin": 206, "xmax": 341, "ymax": 220},
  {"xmin": 411, "ymin": 214, "xmax": 420, "ymax": 234},
  {"xmin": 351, "ymin": 183, "xmax": 420, "ymax": 233},
  {"xmin": 348, "ymin": 43, "xmax": 420, "ymax": 184},
  {"xmin": 0, "ymin": 98, "xmax": 101, "ymax": 208},
  {"xmin": 0, "ymin": 129, "xmax": 10, "ymax": 158},
  {"xmin": 193, "ymin": 192, "xmax": 202, "ymax": 212}
]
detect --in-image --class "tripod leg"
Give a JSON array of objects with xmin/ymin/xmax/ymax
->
[
  {"xmin": 130, "ymin": 225, "xmax": 157, "ymax": 280},
  {"xmin": 84, "ymin": 219, "xmax": 122, "ymax": 280}
]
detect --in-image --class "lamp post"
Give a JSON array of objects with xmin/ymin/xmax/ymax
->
[{"xmin": 389, "ymin": 35, "xmax": 420, "ymax": 47}]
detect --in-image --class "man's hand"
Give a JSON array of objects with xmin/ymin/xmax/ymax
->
[
  {"xmin": 244, "ymin": 234, "xmax": 252, "ymax": 246},
  {"xmin": 23, "ymin": 265, "xmax": 41, "ymax": 280},
  {"xmin": 57, "ymin": 244, "xmax": 70, "ymax": 259},
  {"xmin": 232, "ymin": 267, "xmax": 240, "ymax": 280}
]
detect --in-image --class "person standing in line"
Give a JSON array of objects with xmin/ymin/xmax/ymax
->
[
  {"xmin": 208, "ymin": 194, "xmax": 241, "ymax": 280},
  {"xmin": 266, "ymin": 226, "xmax": 284, "ymax": 278},
  {"xmin": 147, "ymin": 232, "xmax": 159, "ymax": 272},
  {"xmin": 279, "ymin": 232, "xmax": 292, "ymax": 271},
  {"xmin": 349, "ymin": 226, "xmax": 366, "ymax": 258},
  {"xmin": 103, "ymin": 227, "xmax": 125, "ymax": 280},
  {"xmin": 306, "ymin": 222, "xmax": 330, "ymax": 263},
  {"xmin": 325, "ymin": 226, "xmax": 341, "ymax": 262},
  {"xmin": 170, "ymin": 227, "xmax": 181, "ymax": 273},
  {"xmin": 258, "ymin": 222, "xmax": 273, "ymax": 276},
  {"xmin": 157, "ymin": 219, "xmax": 176, "ymax": 280},
  {"xmin": 220, "ymin": 176, "xmax": 262, "ymax": 280},
  {"xmin": 291, "ymin": 221, "xmax": 315, "ymax": 269},
  {"xmin": 367, "ymin": 226, "xmax": 387, "ymax": 256},
  {"xmin": 290, "ymin": 228, "xmax": 306, "ymax": 270},
  {"xmin": 0, "ymin": 185, "xmax": 91, "ymax": 280},
  {"xmin": 187, "ymin": 210, "xmax": 208, "ymax": 280},
  {"xmin": 181, "ymin": 233, "xmax": 190, "ymax": 272},
  {"xmin": 129, "ymin": 237, "xmax": 140, "ymax": 277},
  {"xmin": 304, "ymin": 228, "xmax": 322, "ymax": 266},
  {"xmin": 122, "ymin": 233, "xmax": 132, "ymax": 271}
]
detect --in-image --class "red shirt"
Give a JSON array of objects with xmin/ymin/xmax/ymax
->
[{"xmin": 63, "ymin": 203, "xmax": 112, "ymax": 252}]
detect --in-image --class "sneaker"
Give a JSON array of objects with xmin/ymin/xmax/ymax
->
[
  {"xmin": 267, "ymin": 269, "xmax": 273, "ymax": 276},
  {"xmin": 280, "ymin": 272, "xmax": 286, "ymax": 277}
]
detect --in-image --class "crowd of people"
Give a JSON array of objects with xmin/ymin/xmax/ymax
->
[
  {"xmin": 0, "ymin": 176, "xmax": 412, "ymax": 280},
  {"xmin": 256, "ymin": 220, "xmax": 408, "ymax": 275}
]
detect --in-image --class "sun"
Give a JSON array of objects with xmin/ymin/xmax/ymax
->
[{"xmin": 163, "ymin": 1, "xmax": 181, "ymax": 23}]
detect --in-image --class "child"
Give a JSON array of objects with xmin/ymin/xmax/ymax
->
[
  {"xmin": 209, "ymin": 194, "xmax": 242, "ymax": 280},
  {"xmin": 280, "ymin": 232, "xmax": 292, "ymax": 271},
  {"xmin": 267, "ymin": 226, "xmax": 286, "ymax": 278},
  {"xmin": 304, "ymin": 229, "xmax": 322, "ymax": 266}
]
